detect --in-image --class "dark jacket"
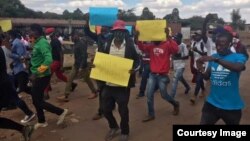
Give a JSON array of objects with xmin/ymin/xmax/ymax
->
[
  {"xmin": 100, "ymin": 30, "xmax": 140, "ymax": 88},
  {"xmin": 74, "ymin": 39, "xmax": 88, "ymax": 69},
  {"xmin": 0, "ymin": 47, "xmax": 11, "ymax": 109}
]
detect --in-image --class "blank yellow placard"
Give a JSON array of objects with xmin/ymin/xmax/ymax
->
[
  {"xmin": 136, "ymin": 20, "xmax": 167, "ymax": 41},
  {"xmin": 89, "ymin": 25, "xmax": 96, "ymax": 33},
  {"xmin": 0, "ymin": 20, "xmax": 12, "ymax": 32},
  {"xmin": 90, "ymin": 52, "xmax": 133, "ymax": 87}
]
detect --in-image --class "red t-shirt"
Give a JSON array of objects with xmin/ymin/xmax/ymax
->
[{"xmin": 137, "ymin": 40, "xmax": 179, "ymax": 74}]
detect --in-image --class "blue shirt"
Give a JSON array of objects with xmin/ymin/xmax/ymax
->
[
  {"xmin": 10, "ymin": 38, "xmax": 27, "ymax": 75},
  {"xmin": 206, "ymin": 53, "xmax": 247, "ymax": 110}
]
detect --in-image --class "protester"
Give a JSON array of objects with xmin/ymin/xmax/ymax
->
[
  {"xmin": 0, "ymin": 35, "xmax": 34, "ymax": 141},
  {"xmin": 190, "ymin": 30, "xmax": 208, "ymax": 105},
  {"xmin": 136, "ymin": 28, "xmax": 180, "ymax": 123},
  {"xmin": 197, "ymin": 32, "xmax": 247, "ymax": 125},
  {"xmin": 29, "ymin": 24, "xmax": 68, "ymax": 129},
  {"xmin": 57, "ymin": 30, "xmax": 98, "ymax": 102},
  {"xmin": 44, "ymin": 28, "xmax": 68, "ymax": 100},
  {"xmin": 170, "ymin": 33, "xmax": 190, "ymax": 98},
  {"xmin": 94, "ymin": 20, "xmax": 139, "ymax": 141}
]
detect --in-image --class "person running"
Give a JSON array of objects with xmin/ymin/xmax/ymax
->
[
  {"xmin": 197, "ymin": 32, "xmax": 247, "ymax": 125},
  {"xmin": 170, "ymin": 33, "xmax": 190, "ymax": 98},
  {"xmin": 136, "ymin": 28, "xmax": 180, "ymax": 123},
  {"xmin": 0, "ymin": 36, "xmax": 34, "ymax": 141},
  {"xmin": 29, "ymin": 24, "xmax": 68, "ymax": 129},
  {"xmin": 57, "ymin": 31, "xmax": 98, "ymax": 102},
  {"xmin": 44, "ymin": 28, "xmax": 68, "ymax": 100}
]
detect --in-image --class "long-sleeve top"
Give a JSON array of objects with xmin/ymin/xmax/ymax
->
[
  {"xmin": 10, "ymin": 38, "xmax": 27, "ymax": 75},
  {"xmin": 74, "ymin": 39, "xmax": 88, "ymax": 69},
  {"xmin": 30, "ymin": 37, "xmax": 52, "ymax": 77},
  {"xmin": 137, "ymin": 39, "xmax": 179, "ymax": 74}
]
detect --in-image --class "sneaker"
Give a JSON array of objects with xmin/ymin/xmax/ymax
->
[
  {"xmin": 142, "ymin": 116, "xmax": 155, "ymax": 122},
  {"xmin": 57, "ymin": 95, "xmax": 69, "ymax": 102},
  {"xmin": 21, "ymin": 113, "xmax": 36, "ymax": 124},
  {"xmin": 34, "ymin": 122, "xmax": 48, "ymax": 130},
  {"xmin": 57, "ymin": 109, "xmax": 68, "ymax": 125},
  {"xmin": 22, "ymin": 125, "xmax": 34, "ymax": 141},
  {"xmin": 173, "ymin": 101, "xmax": 180, "ymax": 116},
  {"xmin": 105, "ymin": 128, "xmax": 120, "ymax": 141},
  {"xmin": 92, "ymin": 113, "xmax": 103, "ymax": 120},
  {"xmin": 119, "ymin": 134, "xmax": 129, "ymax": 141},
  {"xmin": 184, "ymin": 87, "xmax": 190, "ymax": 94},
  {"xmin": 71, "ymin": 82, "xmax": 78, "ymax": 92}
]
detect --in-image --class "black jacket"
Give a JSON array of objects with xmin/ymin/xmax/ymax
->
[{"xmin": 100, "ymin": 31, "xmax": 140, "ymax": 88}]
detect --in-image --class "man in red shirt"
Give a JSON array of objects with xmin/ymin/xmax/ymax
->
[{"xmin": 135, "ymin": 28, "xmax": 180, "ymax": 122}]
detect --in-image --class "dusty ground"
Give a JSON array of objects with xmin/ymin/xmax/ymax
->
[{"xmin": 1, "ymin": 56, "xmax": 250, "ymax": 141}]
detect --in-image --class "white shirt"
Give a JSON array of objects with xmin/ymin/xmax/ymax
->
[
  {"xmin": 191, "ymin": 40, "xmax": 208, "ymax": 69},
  {"xmin": 106, "ymin": 39, "xmax": 126, "ymax": 87},
  {"xmin": 173, "ymin": 43, "xmax": 189, "ymax": 70},
  {"xmin": 205, "ymin": 37, "xmax": 217, "ymax": 56},
  {"xmin": 1, "ymin": 46, "xmax": 13, "ymax": 74}
]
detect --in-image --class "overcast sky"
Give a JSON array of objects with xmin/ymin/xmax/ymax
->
[{"xmin": 20, "ymin": 0, "xmax": 250, "ymax": 23}]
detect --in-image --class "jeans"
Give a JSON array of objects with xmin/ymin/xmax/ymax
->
[
  {"xmin": 14, "ymin": 71, "xmax": 31, "ymax": 94},
  {"xmin": 102, "ymin": 86, "xmax": 130, "ymax": 135},
  {"xmin": 64, "ymin": 65, "xmax": 97, "ymax": 96},
  {"xmin": 146, "ymin": 73, "xmax": 178, "ymax": 117},
  {"xmin": 31, "ymin": 76, "xmax": 64, "ymax": 123},
  {"xmin": 0, "ymin": 117, "xmax": 23, "ymax": 132},
  {"xmin": 8, "ymin": 75, "xmax": 33, "ymax": 116},
  {"xmin": 200, "ymin": 102, "xmax": 242, "ymax": 125},
  {"xmin": 194, "ymin": 72, "xmax": 205, "ymax": 96},
  {"xmin": 170, "ymin": 68, "xmax": 190, "ymax": 98},
  {"xmin": 138, "ymin": 63, "xmax": 150, "ymax": 96}
]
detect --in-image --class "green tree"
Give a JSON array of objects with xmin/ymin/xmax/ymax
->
[
  {"xmin": 72, "ymin": 8, "xmax": 84, "ymax": 20},
  {"xmin": 62, "ymin": 10, "xmax": 71, "ymax": 19},
  {"xmin": 163, "ymin": 8, "xmax": 181, "ymax": 23},
  {"xmin": 231, "ymin": 9, "xmax": 246, "ymax": 31}
]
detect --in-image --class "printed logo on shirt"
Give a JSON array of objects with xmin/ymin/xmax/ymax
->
[
  {"xmin": 153, "ymin": 48, "xmax": 164, "ymax": 56},
  {"xmin": 211, "ymin": 65, "xmax": 231, "ymax": 87}
]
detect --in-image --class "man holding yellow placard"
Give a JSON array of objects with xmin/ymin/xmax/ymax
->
[
  {"xmin": 91, "ymin": 20, "xmax": 139, "ymax": 141},
  {"xmin": 135, "ymin": 24, "xmax": 180, "ymax": 123}
]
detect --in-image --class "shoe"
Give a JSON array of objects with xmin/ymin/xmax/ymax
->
[
  {"xmin": 57, "ymin": 109, "xmax": 68, "ymax": 125},
  {"xmin": 71, "ymin": 82, "xmax": 78, "ymax": 92},
  {"xmin": 190, "ymin": 95, "xmax": 196, "ymax": 105},
  {"xmin": 184, "ymin": 87, "xmax": 190, "ymax": 94},
  {"xmin": 119, "ymin": 134, "xmax": 129, "ymax": 141},
  {"xmin": 173, "ymin": 101, "xmax": 180, "ymax": 116},
  {"xmin": 105, "ymin": 128, "xmax": 120, "ymax": 141},
  {"xmin": 34, "ymin": 122, "xmax": 48, "ymax": 130},
  {"xmin": 142, "ymin": 116, "xmax": 155, "ymax": 122},
  {"xmin": 92, "ymin": 113, "xmax": 103, "ymax": 120},
  {"xmin": 22, "ymin": 125, "xmax": 34, "ymax": 141},
  {"xmin": 21, "ymin": 113, "xmax": 36, "ymax": 124},
  {"xmin": 44, "ymin": 92, "xmax": 50, "ymax": 100},
  {"xmin": 57, "ymin": 95, "xmax": 69, "ymax": 102},
  {"xmin": 88, "ymin": 93, "xmax": 98, "ymax": 99},
  {"xmin": 136, "ymin": 94, "xmax": 144, "ymax": 99}
]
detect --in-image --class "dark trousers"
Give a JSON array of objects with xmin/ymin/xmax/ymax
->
[
  {"xmin": 15, "ymin": 71, "xmax": 31, "ymax": 94},
  {"xmin": 31, "ymin": 76, "xmax": 64, "ymax": 123},
  {"xmin": 8, "ymin": 75, "xmax": 33, "ymax": 116},
  {"xmin": 0, "ymin": 117, "xmax": 23, "ymax": 132},
  {"xmin": 139, "ymin": 63, "xmax": 150, "ymax": 96},
  {"xmin": 194, "ymin": 72, "xmax": 205, "ymax": 96},
  {"xmin": 200, "ymin": 102, "xmax": 242, "ymax": 125},
  {"xmin": 102, "ymin": 86, "xmax": 130, "ymax": 135}
]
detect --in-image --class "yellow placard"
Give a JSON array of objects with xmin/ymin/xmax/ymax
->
[
  {"xmin": 89, "ymin": 24, "xmax": 96, "ymax": 33},
  {"xmin": 136, "ymin": 20, "xmax": 167, "ymax": 41},
  {"xmin": 0, "ymin": 20, "xmax": 12, "ymax": 32},
  {"xmin": 90, "ymin": 52, "xmax": 133, "ymax": 87}
]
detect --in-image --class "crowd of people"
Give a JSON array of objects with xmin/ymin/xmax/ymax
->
[{"xmin": 0, "ymin": 13, "xmax": 249, "ymax": 141}]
